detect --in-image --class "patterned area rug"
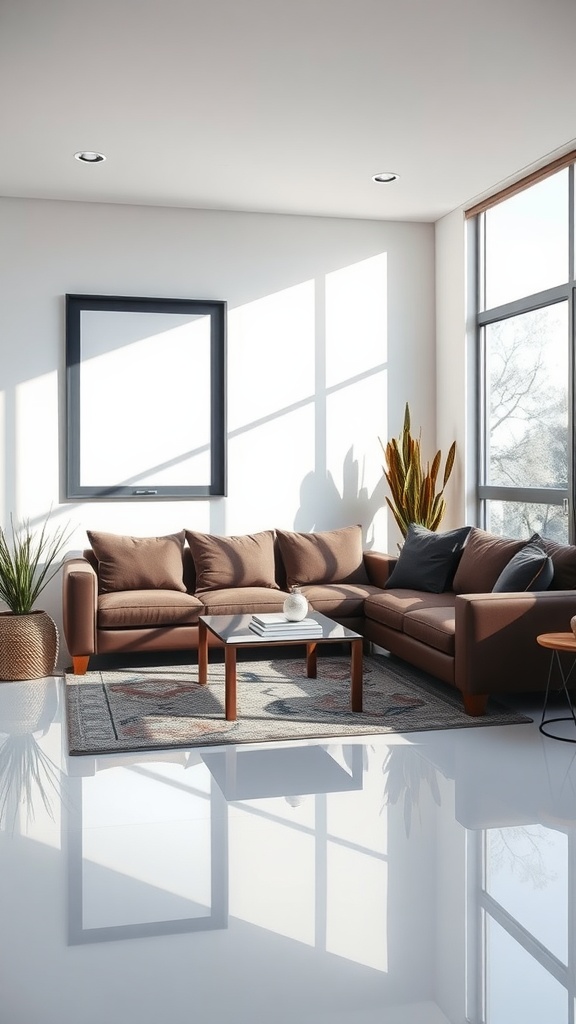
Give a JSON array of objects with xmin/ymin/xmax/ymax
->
[{"xmin": 64, "ymin": 654, "xmax": 531, "ymax": 755}]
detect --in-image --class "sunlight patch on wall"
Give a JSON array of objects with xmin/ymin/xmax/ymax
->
[
  {"xmin": 325, "ymin": 252, "xmax": 388, "ymax": 388},
  {"xmin": 228, "ymin": 404, "xmax": 316, "ymax": 532},
  {"xmin": 326, "ymin": 374, "xmax": 386, "ymax": 538},
  {"xmin": 226, "ymin": 280, "xmax": 316, "ymax": 530},
  {"xmin": 323, "ymin": 252, "xmax": 389, "ymax": 546},
  {"xmin": 227, "ymin": 280, "xmax": 315, "ymax": 430},
  {"xmin": 218, "ymin": 262, "xmax": 389, "ymax": 539},
  {"xmin": 16, "ymin": 371, "xmax": 58, "ymax": 518}
]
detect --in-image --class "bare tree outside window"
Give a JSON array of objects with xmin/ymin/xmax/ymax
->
[
  {"xmin": 483, "ymin": 304, "xmax": 569, "ymax": 542},
  {"xmin": 477, "ymin": 163, "xmax": 573, "ymax": 543}
]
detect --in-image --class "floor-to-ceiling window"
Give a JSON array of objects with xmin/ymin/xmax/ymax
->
[{"xmin": 471, "ymin": 161, "xmax": 575, "ymax": 542}]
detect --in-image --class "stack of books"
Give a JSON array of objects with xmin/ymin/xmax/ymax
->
[{"xmin": 249, "ymin": 612, "xmax": 323, "ymax": 638}]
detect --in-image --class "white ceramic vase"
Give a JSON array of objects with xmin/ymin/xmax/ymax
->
[{"xmin": 283, "ymin": 586, "xmax": 308, "ymax": 621}]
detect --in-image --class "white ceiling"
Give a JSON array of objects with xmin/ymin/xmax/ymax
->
[{"xmin": 2, "ymin": 0, "xmax": 576, "ymax": 223}]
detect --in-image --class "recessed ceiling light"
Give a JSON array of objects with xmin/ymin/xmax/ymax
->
[
  {"xmin": 74, "ymin": 151, "xmax": 106, "ymax": 163},
  {"xmin": 372, "ymin": 171, "xmax": 399, "ymax": 183}
]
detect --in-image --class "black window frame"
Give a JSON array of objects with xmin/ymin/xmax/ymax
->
[
  {"xmin": 65, "ymin": 294, "xmax": 227, "ymax": 501},
  {"xmin": 473, "ymin": 166, "xmax": 576, "ymax": 542}
]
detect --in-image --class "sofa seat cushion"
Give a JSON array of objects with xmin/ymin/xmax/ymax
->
[
  {"xmin": 200, "ymin": 587, "xmax": 289, "ymax": 616},
  {"xmin": 364, "ymin": 590, "xmax": 456, "ymax": 632},
  {"xmin": 98, "ymin": 590, "xmax": 204, "ymax": 629},
  {"xmin": 403, "ymin": 606, "xmax": 456, "ymax": 656},
  {"xmin": 300, "ymin": 583, "xmax": 382, "ymax": 618}
]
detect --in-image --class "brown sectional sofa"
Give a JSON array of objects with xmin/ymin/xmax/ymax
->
[
  {"xmin": 62, "ymin": 524, "xmax": 379, "ymax": 667},
  {"xmin": 62, "ymin": 524, "xmax": 576, "ymax": 716}
]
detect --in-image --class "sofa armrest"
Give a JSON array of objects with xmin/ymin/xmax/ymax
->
[
  {"xmin": 455, "ymin": 590, "xmax": 576, "ymax": 697},
  {"xmin": 363, "ymin": 551, "xmax": 398, "ymax": 589},
  {"xmin": 62, "ymin": 557, "xmax": 98, "ymax": 657}
]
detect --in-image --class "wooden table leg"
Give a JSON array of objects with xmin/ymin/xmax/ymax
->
[
  {"xmin": 306, "ymin": 641, "xmax": 318, "ymax": 678},
  {"xmin": 351, "ymin": 638, "xmax": 363, "ymax": 712},
  {"xmin": 225, "ymin": 645, "xmax": 237, "ymax": 721},
  {"xmin": 198, "ymin": 619, "xmax": 208, "ymax": 685}
]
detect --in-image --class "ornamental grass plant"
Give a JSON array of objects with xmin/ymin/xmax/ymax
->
[
  {"xmin": 0, "ymin": 514, "xmax": 73, "ymax": 615},
  {"xmin": 380, "ymin": 403, "xmax": 456, "ymax": 538}
]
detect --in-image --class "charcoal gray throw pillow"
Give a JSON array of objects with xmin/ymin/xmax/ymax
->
[
  {"xmin": 492, "ymin": 539, "xmax": 554, "ymax": 592},
  {"xmin": 385, "ymin": 524, "xmax": 472, "ymax": 593}
]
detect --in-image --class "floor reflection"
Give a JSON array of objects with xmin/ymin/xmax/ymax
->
[
  {"xmin": 66, "ymin": 742, "xmax": 366, "ymax": 946},
  {"xmin": 202, "ymin": 743, "xmax": 364, "ymax": 801},
  {"xmin": 0, "ymin": 678, "xmax": 61, "ymax": 833},
  {"xmin": 2, "ymin": 676, "xmax": 576, "ymax": 1023}
]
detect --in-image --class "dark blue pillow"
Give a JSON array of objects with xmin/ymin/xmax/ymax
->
[
  {"xmin": 492, "ymin": 540, "xmax": 554, "ymax": 593},
  {"xmin": 385, "ymin": 524, "xmax": 472, "ymax": 593}
]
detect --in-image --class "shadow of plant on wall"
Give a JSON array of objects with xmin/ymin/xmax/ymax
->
[{"xmin": 293, "ymin": 447, "xmax": 387, "ymax": 545}]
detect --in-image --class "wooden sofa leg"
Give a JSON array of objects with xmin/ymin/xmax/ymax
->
[
  {"xmin": 463, "ymin": 693, "xmax": 488, "ymax": 717},
  {"xmin": 72, "ymin": 656, "xmax": 89, "ymax": 675}
]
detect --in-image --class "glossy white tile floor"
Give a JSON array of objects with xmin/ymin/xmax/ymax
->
[{"xmin": 1, "ymin": 676, "xmax": 575, "ymax": 1024}]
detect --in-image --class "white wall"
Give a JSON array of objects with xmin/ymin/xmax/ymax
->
[
  {"xmin": 434, "ymin": 206, "xmax": 472, "ymax": 529},
  {"xmin": 0, "ymin": 197, "xmax": 435, "ymax": 641}
]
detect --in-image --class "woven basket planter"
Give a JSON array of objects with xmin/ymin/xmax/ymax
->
[{"xmin": 0, "ymin": 611, "xmax": 59, "ymax": 681}]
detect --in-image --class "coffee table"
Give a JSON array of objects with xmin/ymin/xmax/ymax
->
[{"xmin": 198, "ymin": 611, "xmax": 364, "ymax": 721}]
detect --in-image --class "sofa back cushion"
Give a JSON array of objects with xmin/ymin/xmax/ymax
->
[
  {"xmin": 276, "ymin": 525, "xmax": 368, "ymax": 588},
  {"xmin": 543, "ymin": 538, "xmax": 576, "ymax": 590},
  {"xmin": 452, "ymin": 527, "xmax": 526, "ymax": 594},
  {"xmin": 185, "ymin": 529, "xmax": 279, "ymax": 593},
  {"xmin": 384, "ymin": 524, "xmax": 471, "ymax": 593},
  {"xmin": 87, "ymin": 530, "xmax": 187, "ymax": 594},
  {"xmin": 182, "ymin": 546, "xmax": 197, "ymax": 594}
]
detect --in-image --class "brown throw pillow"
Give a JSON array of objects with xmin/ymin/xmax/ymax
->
[
  {"xmin": 276, "ymin": 525, "xmax": 368, "ymax": 588},
  {"xmin": 185, "ymin": 530, "xmax": 279, "ymax": 592},
  {"xmin": 87, "ymin": 530, "xmax": 186, "ymax": 594},
  {"xmin": 452, "ymin": 527, "xmax": 526, "ymax": 594},
  {"xmin": 542, "ymin": 538, "xmax": 576, "ymax": 590}
]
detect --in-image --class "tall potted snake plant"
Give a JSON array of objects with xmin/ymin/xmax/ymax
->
[
  {"xmin": 380, "ymin": 403, "xmax": 456, "ymax": 538},
  {"xmin": 0, "ymin": 514, "xmax": 72, "ymax": 680}
]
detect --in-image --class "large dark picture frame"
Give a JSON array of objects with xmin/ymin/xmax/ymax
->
[{"xmin": 65, "ymin": 294, "xmax": 227, "ymax": 500}]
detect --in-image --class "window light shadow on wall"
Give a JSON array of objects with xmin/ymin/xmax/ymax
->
[
  {"xmin": 227, "ymin": 252, "xmax": 389, "ymax": 539},
  {"xmin": 3, "ymin": 252, "xmax": 389, "ymax": 549},
  {"xmin": 14, "ymin": 370, "xmax": 59, "ymax": 520}
]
